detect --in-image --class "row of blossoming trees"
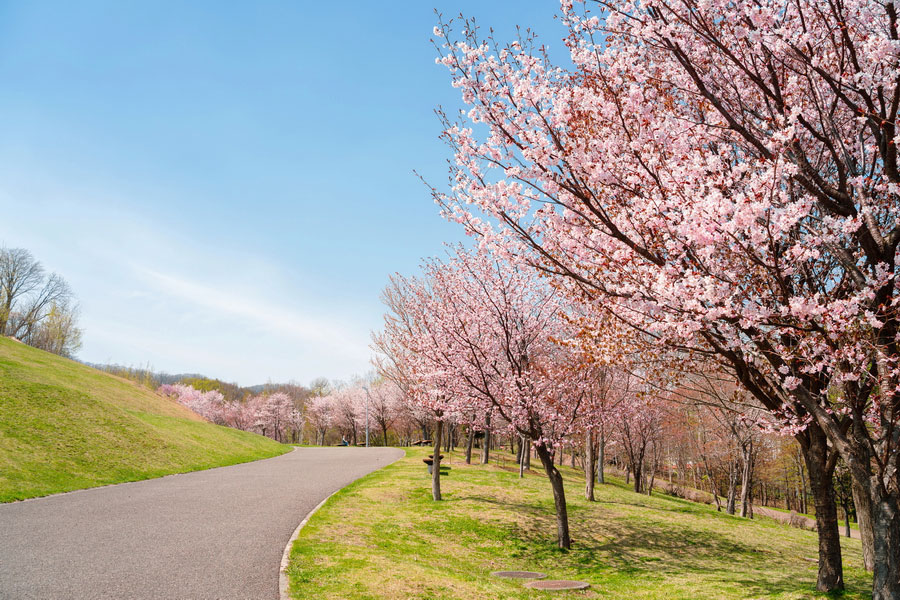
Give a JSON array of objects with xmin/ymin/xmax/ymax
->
[
  {"xmin": 375, "ymin": 1, "xmax": 899, "ymax": 597},
  {"xmin": 372, "ymin": 245, "xmax": 656, "ymax": 549},
  {"xmin": 158, "ymin": 384, "xmax": 303, "ymax": 443}
]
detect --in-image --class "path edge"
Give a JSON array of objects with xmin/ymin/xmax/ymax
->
[{"xmin": 278, "ymin": 448, "xmax": 405, "ymax": 600}]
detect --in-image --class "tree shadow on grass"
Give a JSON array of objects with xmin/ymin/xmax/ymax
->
[{"xmin": 456, "ymin": 489, "xmax": 848, "ymax": 599}]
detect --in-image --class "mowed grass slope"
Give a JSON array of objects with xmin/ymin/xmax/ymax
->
[
  {"xmin": 286, "ymin": 447, "xmax": 869, "ymax": 600},
  {"xmin": 0, "ymin": 337, "xmax": 289, "ymax": 502}
]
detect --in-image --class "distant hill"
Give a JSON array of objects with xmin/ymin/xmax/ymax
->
[{"xmin": 0, "ymin": 337, "xmax": 290, "ymax": 502}]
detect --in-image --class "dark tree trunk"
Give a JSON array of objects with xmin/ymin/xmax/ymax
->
[
  {"xmin": 843, "ymin": 502, "xmax": 852, "ymax": 538},
  {"xmin": 585, "ymin": 431, "xmax": 596, "ymax": 501},
  {"xmin": 851, "ymin": 475, "xmax": 876, "ymax": 572},
  {"xmin": 481, "ymin": 413, "xmax": 491, "ymax": 465},
  {"xmin": 465, "ymin": 425, "xmax": 474, "ymax": 465},
  {"xmin": 525, "ymin": 438, "xmax": 531, "ymax": 469},
  {"xmin": 871, "ymin": 492, "xmax": 900, "ymax": 600},
  {"xmin": 535, "ymin": 443, "xmax": 571, "ymax": 550},
  {"xmin": 431, "ymin": 419, "xmax": 443, "ymax": 502},
  {"xmin": 844, "ymin": 423, "xmax": 900, "ymax": 599},
  {"xmin": 802, "ymin": 428, "xmax": 844, "ymax": 593}
]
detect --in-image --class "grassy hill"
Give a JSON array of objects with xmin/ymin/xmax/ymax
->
[
  {"xmin": 285, "ymin": 448, "xmax": 869, "ymax": 599},
  {"xmin": 0, "ymin": 337, "xmax": 289, "ymax": 502}
]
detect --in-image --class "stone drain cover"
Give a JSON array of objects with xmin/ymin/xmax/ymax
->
[
  {"xmin": 526, "ymin": 580, "xmax": 591, "ymax": 591},
  {"xmin": 491, "ymin": 571, "xmax": 547, "ymax": 579}
]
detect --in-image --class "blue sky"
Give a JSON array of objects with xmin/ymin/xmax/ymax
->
[{"xmin": 0, "ymin": 1, "xmax": 566, "ymax": 386}]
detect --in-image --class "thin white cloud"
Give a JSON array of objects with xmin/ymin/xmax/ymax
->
[{"xmin": 136, "ymin": 267, "xmax": 369, "ymax": 363}]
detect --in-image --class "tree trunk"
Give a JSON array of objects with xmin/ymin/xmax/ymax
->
[
  {"xmin": 431, "ymin": 419, "xmax": 443, "ymax": 502},
  {"xmin": 597, "ymin": 431, "xmax": 605, "ymax": 484},
  {"xmin": 519, "ymin": 436, "xmax": 527, "ymax": 478},
  {"xmin": 481, "ymin": 413, "xmax": 491, "ymax": 465},
  {"xmin": 844, "ymin": 422, "xmax": 900, "ymax": 599},
  {"xmin": 726, "ymin": 461, "xmax": 738, "ymax": 515},
  {"xmin": 871, "ymin": 492, "xmax": 900, "ymax": 600},
  {"xmin": 465, "ymin": 425, "xmax": 474, "ymax": 464},
  {"xmin": 525, "ymin": 440, "xmax": 531, "ymax": 469},
  {"xmin": 585, "ymin": 431, "xmax": 596, "ymax": 501},
  {"xmin": 740, "ymin": 442, "xmax": 753, "ymax": 518},
  {"xmin": 796, "ymin": 450, "xmax": 808, "ymax": 515},
  {"xmin": 843, "ymin": 502, "xmax": 852, "ymax": 538},
  {"xmin": 534, "ymin": 443, "xmax": 571, "ymax": 550},
  {"xmin": 802, "ymin": 429, "xmax": 844, "ymax": 593},
  {"xmin": 851, "ymin": 475, "xmax": 876, "ymax": 572}
]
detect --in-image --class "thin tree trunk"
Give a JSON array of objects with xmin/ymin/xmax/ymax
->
[
  {"xmin": 465, "ymin": 425, "xmax": 474, "ymax": 465},
  {"xmin": 481, "ymin": 413, "xmax": 491, "ymax": 465},
  {"xmin": 519, "ymin": 436, "xmax": 527, "ymax": 479},
  {"xmin": 726, "ymin": 461, "xmax": 738, "ymax": 515},
  {"xmin": 534, "ymin": 443, "xmax": 571, "ymax": 550},
  {"xmin": 597, "ymin": 429, "xmax": 605, "ymax": 484},
  {"xmin": 740, "ymin": 442, "xmax": 753, "ymax": 518},
  {"xmin": 585, "ymin": 431, "xmax": 596, "ymax": 501},
  {"xmin": 796, "ymin": 451, "xmax": 808, "ymax": 515},
  {"xmin": 524, "ymin": 438, "xmax": 531, "ymax": 470},
  {"xmin": 843, "ymin": 503, "xmax": 851, "ymax": 538},
  {"xmin": 431, "ymin": 418, "xmax": 443, "ymax": 502}
]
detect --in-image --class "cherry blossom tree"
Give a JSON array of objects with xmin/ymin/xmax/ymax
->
[
  {"xmin": 376, "ymin": 247, "xmax": 592, "ymax": 548},
  {"xmin": 368, "ymin": 380, "xmax": 403, "ymax": 446},
  {"xmin": 616, "ymin": 394, "xmax": 664, "ymax": 494},
  {"xmin": 431, "ymin": 2, "xmax": 900, "ymax": 592},
  {"xmin": 306, "ymin": 395, "xmax": 335, "ymax": 446}
]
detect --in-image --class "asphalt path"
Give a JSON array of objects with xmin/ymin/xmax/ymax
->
[{"xmin": 0, "ymin": 447, "xmax": 403, "ymax": 599}]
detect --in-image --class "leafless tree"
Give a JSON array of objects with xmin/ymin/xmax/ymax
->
[{"xmin": 0, "ymin": 246, "xmax": 82, "ymax": 357}]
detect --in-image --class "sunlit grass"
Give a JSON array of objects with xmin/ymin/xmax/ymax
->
[
  {"xmin": 286, "ymin": 447, "xmax": 868, "ymax": 599},
  {"xmin": 0, "ymin": 337, "xmax": 289, "ymax": 502}
]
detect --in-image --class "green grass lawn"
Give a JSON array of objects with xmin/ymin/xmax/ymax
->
[
  {"xmin": 0, "ymin": 337, "xmax": 289, "ymax": 502},
  {"xmin": 285, "ymin": 447, "xmax": 869, "ymax": 600}
]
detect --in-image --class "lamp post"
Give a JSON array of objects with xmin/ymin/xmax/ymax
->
[{"xmin": 363, "ymin": 385, "xmax": 370, "ymax": 448}]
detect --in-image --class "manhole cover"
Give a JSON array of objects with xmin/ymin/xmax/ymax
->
[
  {"xmin": 526, "ymin": 580, "xmax": 591, "ymax": 591},
  {"xmin": 491, "ymin": 571, "xmax": 547, "ymax": 579}
]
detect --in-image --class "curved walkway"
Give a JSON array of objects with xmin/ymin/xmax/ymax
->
[{"xmin": 0, "ymin": 447, "xmax": 403, "ymax": 599}]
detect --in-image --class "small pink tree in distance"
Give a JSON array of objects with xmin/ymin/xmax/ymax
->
[{"xmin": 305, "ymin": 395, "xmax": 334, "ymax": 446}]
